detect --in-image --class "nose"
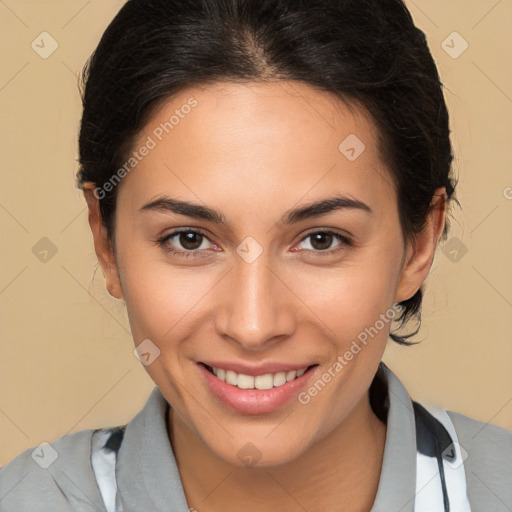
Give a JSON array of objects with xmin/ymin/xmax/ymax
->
[{"xmin": 214, "ymin": 253, "xmax": 296, "ymax": 351}]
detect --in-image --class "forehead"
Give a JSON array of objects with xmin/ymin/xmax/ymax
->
[{"xmin": 118, "ymin": 80, "xmax": 395, "ymax": 218}]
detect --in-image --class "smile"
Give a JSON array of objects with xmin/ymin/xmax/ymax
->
[
  {"xmin": 203, "ymin": 364, "xmax": 314, "ymax": 390},
  {"xmin": 197, "ymin": 362, "xmax": 319, "ymax": 414}
]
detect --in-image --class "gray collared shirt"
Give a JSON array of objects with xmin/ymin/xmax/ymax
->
[{"xmin": 1, "ymin": 362, "xmax": 511, "ymax": 511}]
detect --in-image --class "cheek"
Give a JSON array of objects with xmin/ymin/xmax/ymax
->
[
  {"xmin": 121, "ymin": 255, "xmax": 218, "ymax": 344},
  {"xmin": 300, "ymin": 253, "xmax": 402, "ymax": 343}
]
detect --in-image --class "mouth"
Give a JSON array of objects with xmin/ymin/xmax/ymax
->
[
  {"xmin": 197, "ymin": 361, "xmax": 320, "ymax": 414},
  {"xmin": 199, "ymin": 362, "xmax": 319, "ymax": 390}
]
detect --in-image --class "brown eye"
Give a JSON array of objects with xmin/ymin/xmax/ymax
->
[
  {"xmin": 294, "ymin": 230, "xmax": 352, "ymax": 258},
  {"xmin": 177, "ymin": 231, "xmax": 204, "ymax": 250},
  {"xmin": 309, "ymin": 232, "xmax": 335, "ymax": 251},
  {"xmin": 156, "ymin": 228, "xmax": 217, "ymax": 258}
]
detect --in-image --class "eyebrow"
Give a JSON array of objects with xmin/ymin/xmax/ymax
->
[{"xmin": 139, "ymin": 194, "xmax": 373, "ymax": 228}]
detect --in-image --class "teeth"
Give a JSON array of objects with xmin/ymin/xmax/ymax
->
[
  {"xmin": 238, "ymin": 374, "xmax": 255, "ymax": 389},
  {"xmin": 286, "ymin": 370, "xmax": 297, "ymax": 382},
  {"xmin": 273, "ymin": 372, "xmax": 287, "ymax": 387},
  {"xmin": 255, "ymin": 374, "xmax": 273, "ymax": 390},
  {"xmin": 208, "ymin": 365, "xmax": 309, "ymax": 389},
  {"xmin": 225, "ymin": 370, "xmax": 238, "ymax": 386}
]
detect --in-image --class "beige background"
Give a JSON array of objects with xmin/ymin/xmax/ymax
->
[{"xmin": 0, "ymin": 0, "xmax": 511, "ymax": 466}]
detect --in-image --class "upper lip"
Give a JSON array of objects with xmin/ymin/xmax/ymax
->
[{"xmin": 199, "ymin": 360, "xmax": 316, "ymax": 376}]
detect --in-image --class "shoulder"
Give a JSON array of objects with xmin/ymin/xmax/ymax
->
[
  {"xmin": 446, "ymin": 408, "xmax": 512, "ymax": 451},
  {"xmin": 446, "ymin": 409, "xmax": 512, "ymax": 510},
  {"xmin": 0, "ymin": 427, "xmax": 108, "ymax": 512},
  {"xmin": 446, "ymin": 408, "xmax": 512, "ymax": 462}
]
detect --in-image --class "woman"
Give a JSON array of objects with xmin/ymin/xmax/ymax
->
[{"xmin": 1, "ymin": 0, "xmax": 510, "ymax": 511}]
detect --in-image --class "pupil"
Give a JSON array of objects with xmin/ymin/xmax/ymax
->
[
  {"xmin": 180, "ymin": 232, "xmax": 202, "ymax": 250},
  {"xmin": 311, "ymin": 232, "xmax": 332, "ymax": 251}
]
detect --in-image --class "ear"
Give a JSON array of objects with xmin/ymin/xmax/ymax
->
[
  {"xmin": 395, "ymin": 187, "xmax": 447, "ymax": 303},
  {"xmin": 82, "ymin": 183, "xmax": 124, "ymax": 300}
]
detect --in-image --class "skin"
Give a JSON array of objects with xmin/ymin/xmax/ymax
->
[{"xmin": 83, "ymin": 80, "xmax": 446, "ymax": 511}]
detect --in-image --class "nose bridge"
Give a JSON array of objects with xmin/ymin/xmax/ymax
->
[{"xmin": 215, "ymin": 250, "xmax": 294, "ymax": 348}]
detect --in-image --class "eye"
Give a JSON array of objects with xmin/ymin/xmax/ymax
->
[
  {"xmin": 155, "ymin": 228, "xmax": 352, "ymax": 260},
  {"xmin": 294, "ymin": 230, "xmax": 352, "ymax": 257},
  {"xmin": 155, "ymin": 229, "xmax": 219, "ymax": 259}
]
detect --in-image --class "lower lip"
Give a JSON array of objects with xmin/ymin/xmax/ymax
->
[{"xmin": 196, "ymin": 363, "xmax": 318, "ymax": 415}]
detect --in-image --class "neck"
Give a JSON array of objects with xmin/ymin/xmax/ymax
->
[{"xmin": 168, "ymin": 390, "xmax": 387, "ymax": 512}]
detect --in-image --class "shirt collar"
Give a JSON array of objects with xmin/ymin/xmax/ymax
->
[
  {"xmin": 115, "ymin": 361, "xmax": 418, "ymax": 511},
  {"xmin": 370, "ymin": 361, "xmax": 417, "ymax": 511}
]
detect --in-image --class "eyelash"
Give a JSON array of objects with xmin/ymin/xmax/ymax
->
[{"xmin": 155, "ymin": 228, "xmax": 352, "ymax": 260}]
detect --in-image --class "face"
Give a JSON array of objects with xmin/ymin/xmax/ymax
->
[{"xmin": 85, "ymin": 80, "xmax": 445, "ymax": 467}]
